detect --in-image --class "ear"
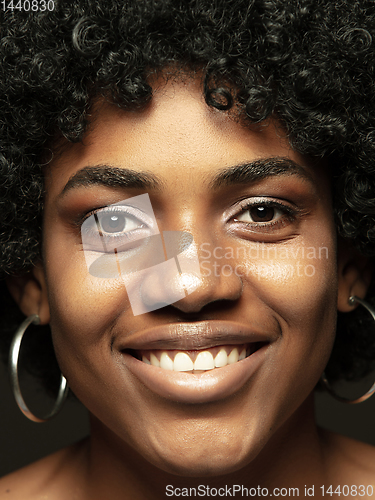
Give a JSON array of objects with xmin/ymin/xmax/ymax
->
[
  {"xmin": 337, "ymin": 238, "xmax": 373, "ymax": 313},
  {"xmin": 6, "ymin": 263, "xmax": 50, "ymax": 324}
]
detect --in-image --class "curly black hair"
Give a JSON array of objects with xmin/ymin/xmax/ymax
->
[{"xmin": 1, "ymin": 0, "xmax": 375, "ymax": 393}]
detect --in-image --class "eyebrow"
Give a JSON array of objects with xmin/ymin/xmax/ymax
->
[
  {"xmin": 59, "ymin": 157, "xmax": 312, "ymax": 197},
  {"xmin": 60, "ymin": 165, "xmax": 162, "ymax": 197},
  {"xmin": 209, "ymin": 157, "xmax": 313, "ymax": 189}
]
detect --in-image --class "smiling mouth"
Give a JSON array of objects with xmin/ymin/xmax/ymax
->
[
  {"xmin": 126, "ymin": 343, "xmax": 266, "ymax": 373},
  {"xmin": 120, "ymin": 321, "xmax": 273, "ymax": 403}
]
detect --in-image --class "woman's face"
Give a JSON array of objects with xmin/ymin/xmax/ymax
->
[{"xmin": 42, "ymin": 77, "xmax": 338, "ymax": 475}]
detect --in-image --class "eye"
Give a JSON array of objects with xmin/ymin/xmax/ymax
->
[
  {"xmin": 234, "ymin": 205, "xmax": 284, "ymax": 224},
  {"xmin": 228, "ymin": 197, "xmax": 299, "ymax": 238},
  {"xmin": 96, "ymin": 211, "xmax": 144, "ymax": 235},
  {"xmin": 81, "ymin": 205, "xmax": 155, "ymax": 252}
]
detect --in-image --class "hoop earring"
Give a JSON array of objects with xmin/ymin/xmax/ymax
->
[
  {"xmin": 9, "ymin": 314, "xmax": 69, "ymax": 422},
  {"xmin": 321, "ymin": 295, "xmax": 375, "ymax": 404}
]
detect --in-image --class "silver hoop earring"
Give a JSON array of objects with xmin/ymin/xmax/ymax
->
[
  {"xmin": 321, "ymin": 295, "xmax": 375, "ymax": 404},
  {"xmin": 9, "ymin": 314, "xmax": 69, "ymax": 422}
]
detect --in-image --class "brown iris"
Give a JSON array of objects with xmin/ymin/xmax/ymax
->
[{"xmin": 248, "ymin": 206, "xmax": 275, "ymax": 222}]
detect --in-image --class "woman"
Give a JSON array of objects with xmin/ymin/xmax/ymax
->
[{"xmin": 1, "ymin": 0, "xmax": 375, "ymax": 498}]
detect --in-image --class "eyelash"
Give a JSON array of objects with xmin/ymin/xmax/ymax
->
[
  {"xmin": 80, "ymin": 206, "xmax": 152, "ymax": 250},
  {"xmin": 231, "ymin": 199, "xmax": 298, "ymax": 232}
]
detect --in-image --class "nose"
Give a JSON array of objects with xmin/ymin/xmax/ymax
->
[
  {"xmin": 125, "ymin": 230, "xmax": 243, "ymax": 315},
  {"xmin": 170, "ymin": 262, "xmax": 244, "ymax": 314}
]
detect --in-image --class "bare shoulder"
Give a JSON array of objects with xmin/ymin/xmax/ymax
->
[
  {"xmin": 0, "ymin": 439, "xmax": 88, "ymax": 500},
  {"xmin": 320, "ymin": 429, "xmax": 375, "ymax": 487}
]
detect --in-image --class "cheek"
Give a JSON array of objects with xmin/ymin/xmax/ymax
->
[
  {"xmin": 218, "ymin": 240, "xmax": 338, "ymax": 428},
  {"xmin": 243, "ymin": 250, "xmax": 336, "ymax": 323},
  {"xmin": 46, "ymin": 266, "xmax": 142, "ymax": 431},
  {"xmin": 237, "ymin": 236, "xmax": 338, "ymax": 376},
  {"xmin": 46, "ymin": 247, "xmax": 129, "ymax": 373}
]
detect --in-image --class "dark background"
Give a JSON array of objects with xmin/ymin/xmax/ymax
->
[{"xmin": 0, "ymin": 361, "xmax": 374, "ymax": 477}]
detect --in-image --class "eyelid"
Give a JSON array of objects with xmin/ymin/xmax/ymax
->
[
  {"xmin": 226, "ymin": 196, "xmax": 298, "ymax": 221},
  {"xmin": 225, "ymin": 196, "xmax": 301, "ymax": 237},
  {"xmin": 80, "ymin": 203, "xmax": 159, "ymax": 254},
  {"xmin": 235, "ymin": 203, "xmax": 286, "ymax": 224},
  {"xmin": 82, "ymin": 204, "xmax": 158, "ymax": 230}
]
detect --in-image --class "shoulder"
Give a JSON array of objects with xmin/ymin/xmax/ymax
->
[
  {"xmin": 320, "ymin": 429, "xmax": 375, "ymax": 487},
  {"xmin": 0, "ymin": 439, "xmax": 88, "ymax": 500}
]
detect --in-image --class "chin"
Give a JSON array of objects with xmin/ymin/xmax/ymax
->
[{"xmin": 145, "ymin": 432, "xmax": 255, "ymax": 477}]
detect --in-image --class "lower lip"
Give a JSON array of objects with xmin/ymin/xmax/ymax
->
[{"xmin": 122, "ymin": 346, "xmax": 268, "ymax": 404}]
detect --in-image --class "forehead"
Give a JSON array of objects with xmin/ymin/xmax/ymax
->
[{"xmin": 45, "ymin": 77, "xmax": 325, "ymax": 198}]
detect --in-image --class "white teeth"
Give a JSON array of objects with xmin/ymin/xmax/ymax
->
[
  {"xmin": 150, "ymin": 353, "xmax": 160, "ymax": 367},
  {"xmin": 194, "ymin": 351, "xmax": 215, "ymax": 370},
  {"xmin": 228, "ymin": 348, "xmax": 239, "ymax": 364},
  {"xmin": 174, "ymin": 352, "xmax": 194, "ymax": 372},
  {"xmin": 160, "ymin": 352, "xmax": 174, "ymax": 370},
  {"xmin": 214, "ymin": 348, "xmax": 228, "ymax": 367},
  {"xmin": 142, "ymin": 346, "xmax": 247, "ymax": 372},
  {"xmin": 239, "ymin": 348, "xmax": 246, "ymax": 361}
]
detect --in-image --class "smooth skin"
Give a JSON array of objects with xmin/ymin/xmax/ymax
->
[{"xmin": 2, "ymin": 76, "xmax": 375, "ymax": 499}]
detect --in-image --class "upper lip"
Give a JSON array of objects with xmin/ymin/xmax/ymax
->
[{"xmin": 116, "ymin": 320, "xmax": 278, "ymax": 352}]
